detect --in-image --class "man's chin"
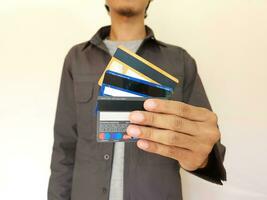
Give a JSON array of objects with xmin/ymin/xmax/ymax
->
[{"xmin": 116, "ymin": 8, "xmax": 138, "ymax": 17}]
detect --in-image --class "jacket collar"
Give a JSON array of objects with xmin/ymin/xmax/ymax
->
[{"xmin": 82, "ymin": 25, "xmax": 166, "ymax": 51}]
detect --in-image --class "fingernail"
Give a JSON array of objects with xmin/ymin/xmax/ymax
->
[
  {"xmin": 145, "ymin": 99, "xmax": 157, "ymax": 110},
  {"xmin": 127, "ymin": 126, "xmax": 141, "ymax": 137},
  {"xmin": 129, "ymin": 112, "xmax": 144, "ymax": 123},
  {"xmin": 137, "ymin": 140, "xmax": 149, "ymax": 149}
]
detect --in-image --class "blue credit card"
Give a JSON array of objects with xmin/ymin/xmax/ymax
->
[
  {"xmin": 97, "ymin": 70, "xmax": 174, "ymax": 143},
  {"xmin": 100, "ymin": 70, "xmax": 173, "ymax": 98},
  {"xmin": 99, "ymin": 84, "xmax": 148, "ymax": 97}
]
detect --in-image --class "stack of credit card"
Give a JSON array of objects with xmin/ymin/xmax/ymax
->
[{"xmin": 96, "ymin": 46, "xmax": 179, "ymax": 142}]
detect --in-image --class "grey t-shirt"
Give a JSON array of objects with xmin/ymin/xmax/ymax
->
[{"xmin": 103, "ymin": 39, "xmax": 143, "ymax": 200}]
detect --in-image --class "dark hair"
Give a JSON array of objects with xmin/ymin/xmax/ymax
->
[{"xmin": 105, "ymin": 0, "xmax": 152, "ymax": 18}]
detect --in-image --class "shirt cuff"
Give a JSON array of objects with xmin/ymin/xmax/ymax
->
[{"xmin": 189, "ymin": 143, "xmax": 227, "ymax": 185}]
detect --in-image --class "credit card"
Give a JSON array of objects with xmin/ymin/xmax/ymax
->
[
  {"xmin": 113, "ymin": 46, "xmax": 179, "ymax": 89},
  {"xmin": 101, "ymin": 70, "xmax": 173, "ymax": 98},
  {"xmin": 97, "ymin": 96, "xmax": 147, "ymax": 142},
  {"xmin": 99, "ymin": 84, "xmax": 147, "ymax": 97},
  {"xmin": 98, "ymin": 57, "xmax": 158, "ymax": 86}
]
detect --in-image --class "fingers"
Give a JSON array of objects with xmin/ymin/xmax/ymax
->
[
  {"xmin": 136, "ymin": 139, "xmax": 189, "ymax": 163},
  {"xmin": 129, "ymin": 111, "xmax": 198, "ymax": 135},
  {"xmin": 127, "ymin": 125, "xmax": 197, "ymax": 150},
  {"xmin": 136, "ymin": 139, "xmax": 210, "ymax": 171},
  {"xmin": 144, "ymin": 99, "xmax": 217, "ymax": 122}
]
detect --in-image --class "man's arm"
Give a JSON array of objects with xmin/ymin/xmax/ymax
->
[
  {"xmin": 126, "ymin": 50, "xmax": 226, "ymax": 185},
  {"xmin": 48, "ymin": 50, "xmax": 77, "ymax": 199},
  {"xmin": 182, "ymin": 51, "xmax": 227, "ymax": 184}
]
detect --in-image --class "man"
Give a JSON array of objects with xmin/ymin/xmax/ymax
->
[{"xmin": 48, "ymin": 0, "xmax": 226, "ymax": 200}]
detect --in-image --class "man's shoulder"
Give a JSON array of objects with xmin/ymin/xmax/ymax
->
[
  {"xmin": 157, "ymin": 40, "xmax": 194, "ymax": 61},
  {"xmin": 67, "ymin": 41, "xmax": 89, "ymax": 55}
]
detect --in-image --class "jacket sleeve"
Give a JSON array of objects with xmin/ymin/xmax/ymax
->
[
  {"xmin": 48, "ymin": 50, "xmax": 77, "ymax": 199},
  {"xmin": 182, "ymin": 50, "xmax": 227, "ymax": 185}
]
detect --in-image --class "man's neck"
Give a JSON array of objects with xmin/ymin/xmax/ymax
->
[{"xmin": 109, "ymin": 13, "xmax": 146, "ymax": 41}]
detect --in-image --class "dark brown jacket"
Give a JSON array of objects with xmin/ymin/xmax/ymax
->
[{"xmin": 48, "ymin": 26, "xmax": 226, "ymax": 200}]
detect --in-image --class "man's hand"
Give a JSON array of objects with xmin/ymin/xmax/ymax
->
[{"xmin": 126, "ymin": 99, "xmax": 220, "ymax": 171}]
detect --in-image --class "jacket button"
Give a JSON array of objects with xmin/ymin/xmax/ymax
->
[
  {"xmin": 102, "ymin": 187, "xmax": 107, "ymax": 194},
  {"xmin": 104, "ymin": 154, "xmax": 110, "ymax": 160}
]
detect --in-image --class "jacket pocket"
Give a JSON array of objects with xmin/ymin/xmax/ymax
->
[
  {"xmin": 73, "ymin": 75, "xmax": 99, "ymax": 141},
  {"xmin": 74, "ymin": 80, "xmax": 95, "ymax": 103},
  {"xmin": 73, "ymin": 73, "xmax": 100, "ymax": 103}
]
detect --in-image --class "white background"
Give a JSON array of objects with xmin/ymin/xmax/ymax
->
[{"xmin": 0, "ymin": 0, "xmax": 267, "ymax": 199}]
